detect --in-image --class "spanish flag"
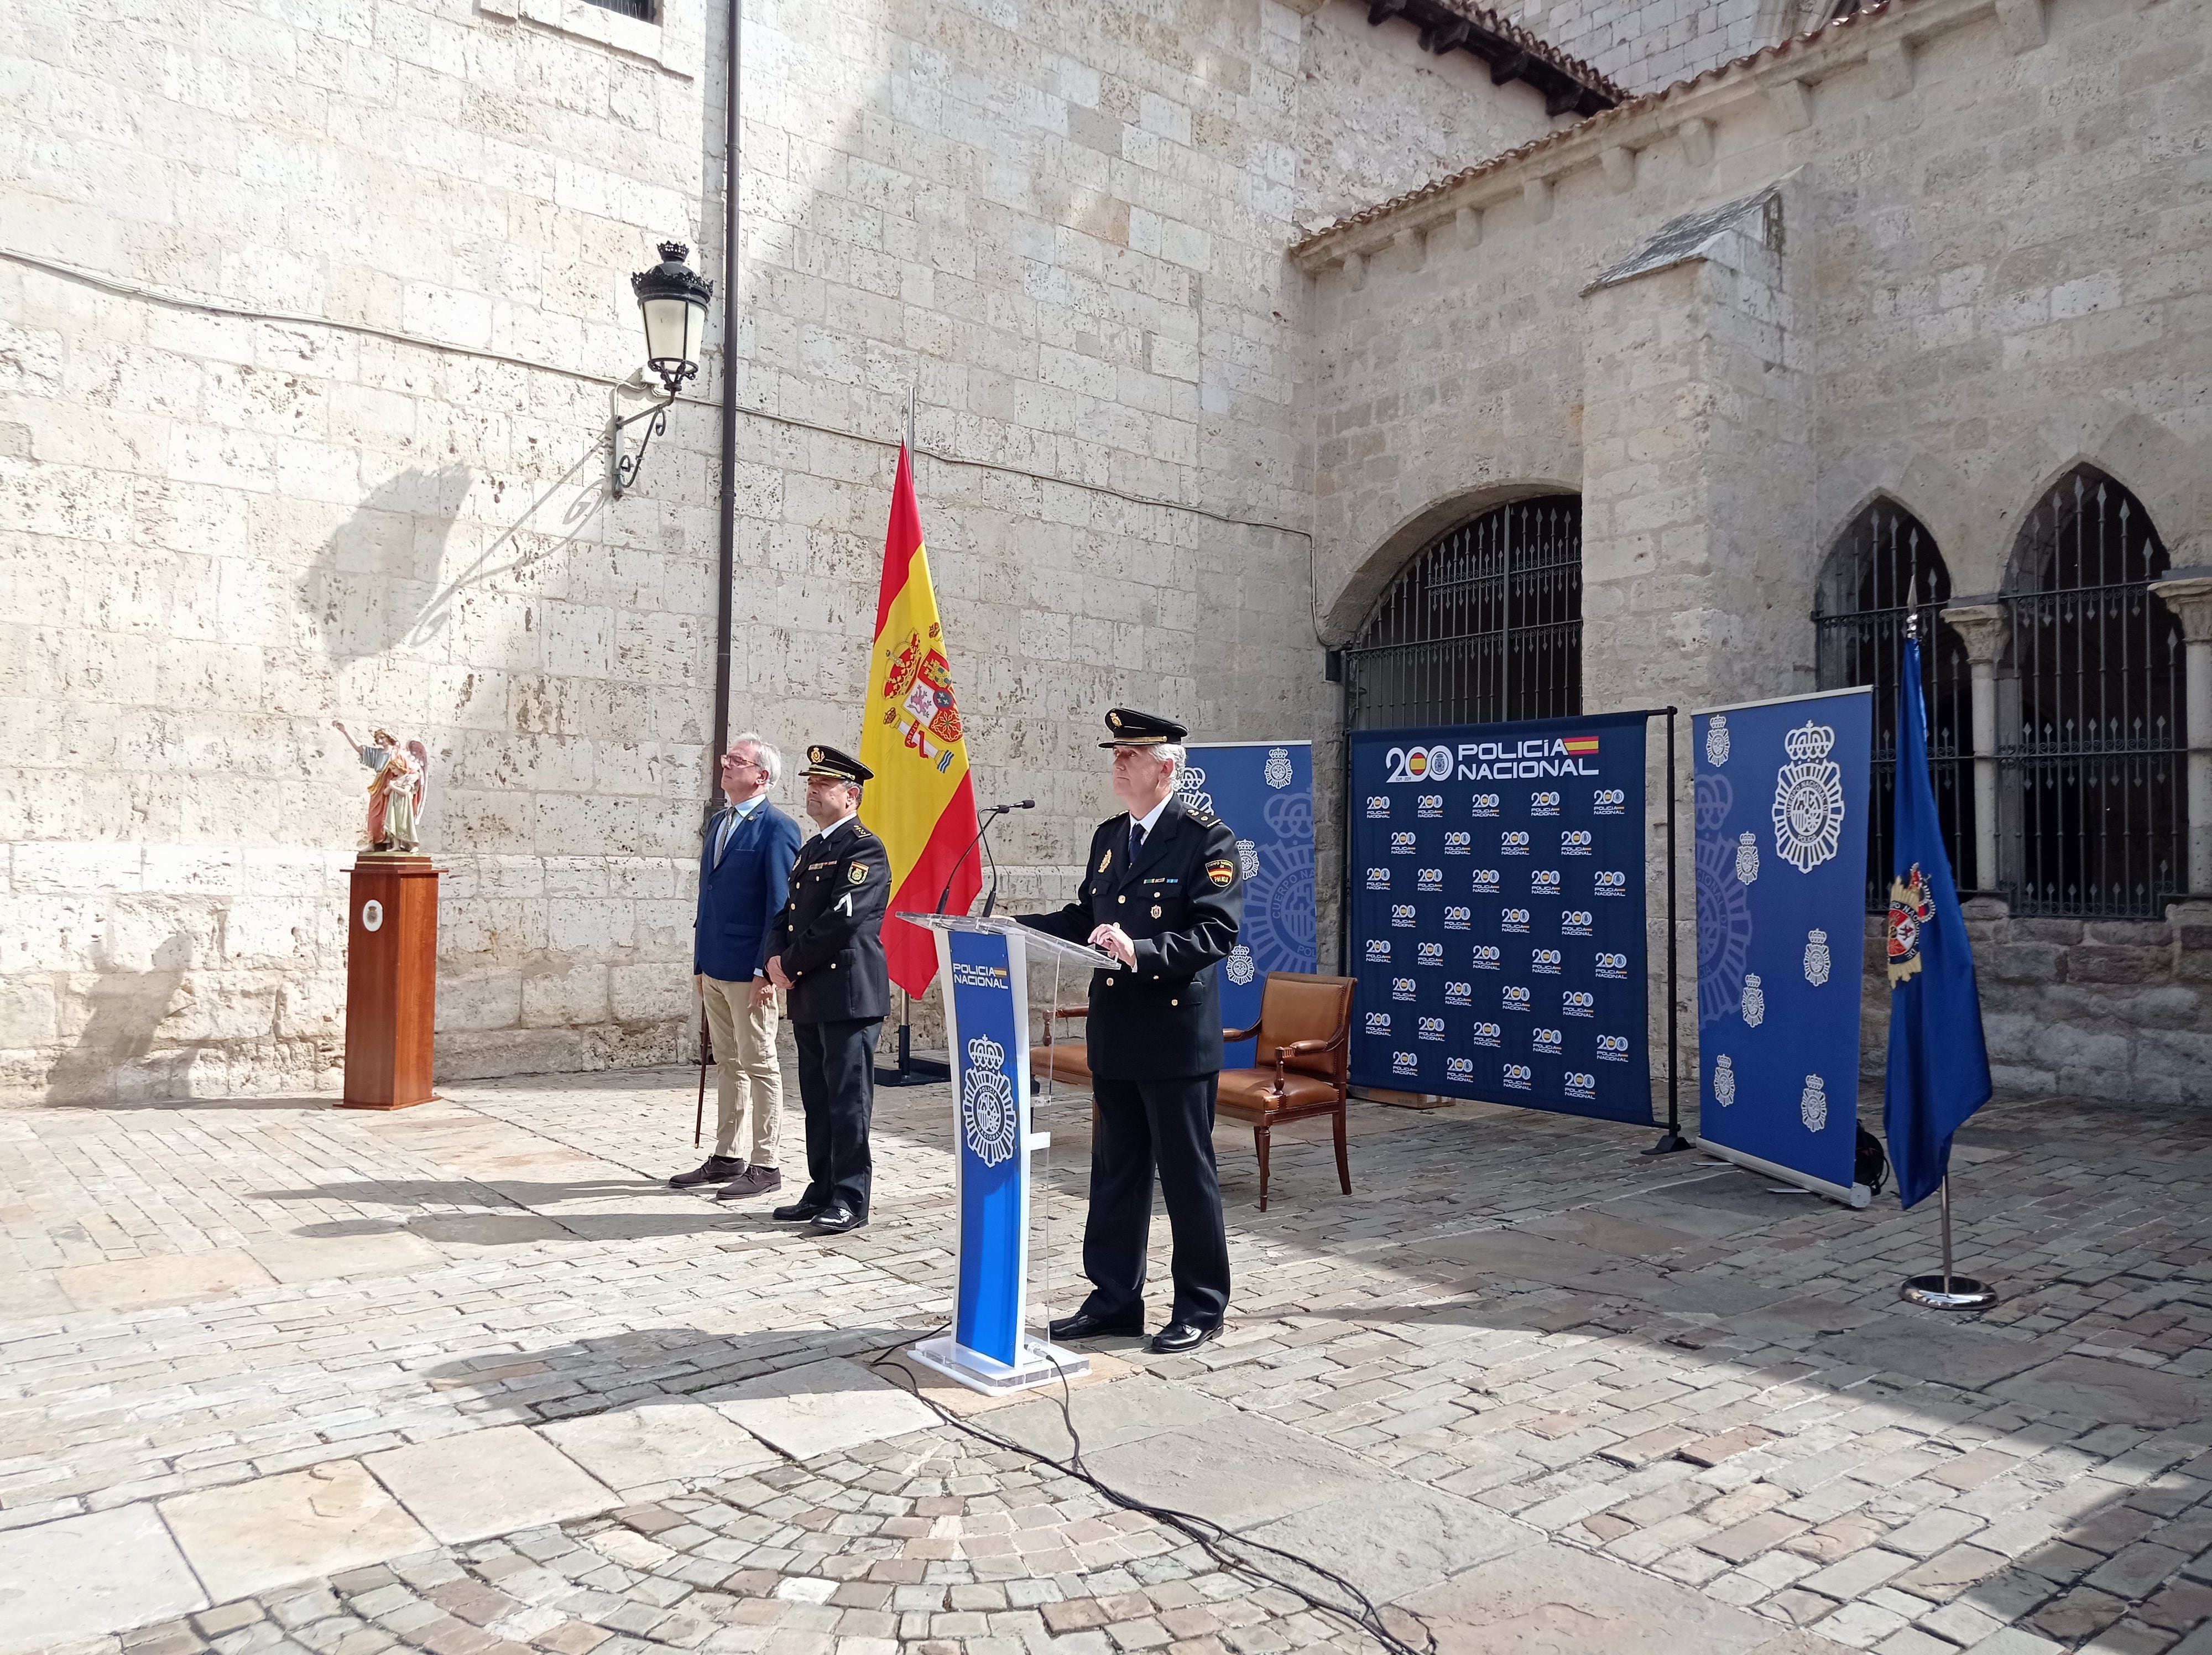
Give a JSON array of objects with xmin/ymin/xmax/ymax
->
[{"xmin": 859, "ymin": 445, "xmax": 981, "ymax": 995}]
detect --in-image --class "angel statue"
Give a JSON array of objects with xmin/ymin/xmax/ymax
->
[{"xmin": 334, "ymin": 722, "xmax": 432, "ymax": 853}]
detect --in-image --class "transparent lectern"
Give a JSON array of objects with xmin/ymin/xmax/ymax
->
[{"xmin": 899, "ymin": 913, "xmax": 1114, "ymax": 1394}]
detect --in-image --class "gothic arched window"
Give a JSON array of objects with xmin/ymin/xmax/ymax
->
[
  {"xmin": 1813, "ymin": 502, "xmax": 1976, "ymax": 910},
  {"xmin": 1346, "ymin": 497, "xmax": 1582, "ymax": 731},
  {"xmin": 2000, "ymin": 467, "xmax": 2183, "ymax": 918}
]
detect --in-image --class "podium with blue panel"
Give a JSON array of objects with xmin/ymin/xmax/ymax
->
[{"xmin": 900, "ymin": 913, "xmax": 1114, "ymax": 1394}]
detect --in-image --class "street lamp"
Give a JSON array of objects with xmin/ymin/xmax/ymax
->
[{"xmin": 611, "ymin": 241, "xmax": 714, "ymax": 498}]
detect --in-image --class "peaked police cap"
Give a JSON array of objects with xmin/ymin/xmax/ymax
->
[
  {"xmin": 1099, "ymin": 707, "xmax": 1187, "ymax": 748},
  {"xmin": 801, "ymin": 743, "xmax": 873, "ymax": 783}
]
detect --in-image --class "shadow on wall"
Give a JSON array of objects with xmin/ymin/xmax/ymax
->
[
  {"xmin": 298, "ymin": 449, "xmax": 612, "ymax": 663},
  {"xmin": 44, "ymin": 934, "xmax": 194, "ymax": 1105}
]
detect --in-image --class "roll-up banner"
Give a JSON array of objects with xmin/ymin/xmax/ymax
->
[
  {"xmin": 1691, "ymin": 689, "xmax": 1874, "ymax": 1204},
  {"xmin": 1348, "ymin": 715, "xmax": 1653, "ymax": 1126},
  {"xmin": 1180, "ymin": 742, "xmax": 1316, "ymax": 1068}
]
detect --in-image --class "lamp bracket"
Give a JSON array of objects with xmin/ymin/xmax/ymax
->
[{"xmin": 609, "ymin": 389, "xmax": 677, "ymax": 500}]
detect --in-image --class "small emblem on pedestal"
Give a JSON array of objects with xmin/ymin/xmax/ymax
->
[{"xmin": 361, "ymin": 899, "xmax": 384, "ymax": 932}]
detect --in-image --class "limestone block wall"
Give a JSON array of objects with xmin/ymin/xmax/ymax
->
[
  {"xmin": 1295, "ymin": 0, "xmax": 2212, "ymax": 1102},
  {"xmin": 1, "ymin": 0, "xmax": 1555, "ymax": 1102},
  {"xmin": 1500, "ymin": 0, "xmax": 1803, "ymax": 93},
  {"xmin": 1859, "ymin": 908, "xmax": 2212, "ymax": 1107}
]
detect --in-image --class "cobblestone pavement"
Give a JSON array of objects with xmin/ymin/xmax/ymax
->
[{"xmin": 3, "ymin": 1070, "xmax": 2210, "ymax": 1655}]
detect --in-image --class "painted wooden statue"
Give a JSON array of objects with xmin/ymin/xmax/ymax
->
[{"xmin": 334, "ymin": 722, "xmax": 431, "ymax": 853}]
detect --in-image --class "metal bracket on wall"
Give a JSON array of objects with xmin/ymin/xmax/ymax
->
[{"xmin": 609, "ymin": 387, "xmax": 678, "ymax": 499}]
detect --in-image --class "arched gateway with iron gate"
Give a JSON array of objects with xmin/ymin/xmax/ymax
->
[{"xmin": 1342, "ymin": 496, "xmax": 1584, "ymax": 733}]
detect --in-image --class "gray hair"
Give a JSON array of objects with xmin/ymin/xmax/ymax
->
[
  {"xmin": 1154, "ymin": 743, "xmax": 1186, "ymax": 773},
  {"xmin": 728, "ymin": 732, "xmax": 781, "ymax": 784}
]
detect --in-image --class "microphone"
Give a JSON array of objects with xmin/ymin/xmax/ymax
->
[{"xmin": 936, "ymin": 801, "xmax": 1035, "ymax": 915}]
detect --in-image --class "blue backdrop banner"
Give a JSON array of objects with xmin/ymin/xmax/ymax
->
[
  {"xmin": 1691, "ymin": 688, "xmax": 1873, "ymax": 1196},
  {"xmin": 1348, "ymin": 715, "xmax": 1652, "ymax": 1125},
  {"xmin": 1181, "ymin": 742, "xmax": 1316, "ymax": 1067},
  {"xmin": 946, "ymin": 927, "xmax": 1027, "ymax": 1365}
]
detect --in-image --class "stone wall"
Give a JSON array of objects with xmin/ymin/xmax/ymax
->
[
  {"xmin": 1500, "ymin": 0, "xmax": 1803, "ymax": 92},
  {"xmin": 1296, "ymin": 0, "xmax": 2212, "ymax": 1102},
  {"xmin": 1859, "ymin": 905, "xmax": 2212, "ymax": 1106},
  {"xmin": 0, "ymin": 0, "xmax": 1557, "ymax": 1102}
]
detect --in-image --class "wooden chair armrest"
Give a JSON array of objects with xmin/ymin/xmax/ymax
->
[
  {"xmin": 1223, "ymin": 1023, "xmax": 1260, "ymax": 1043},
  {"xmin": 1275, "ymin": 1037, "xmax": 1337, "ymax": 1059},
  {"xmin": 1051, "ymin": 1007, "xmax": 1090, "ymax": 1019}
]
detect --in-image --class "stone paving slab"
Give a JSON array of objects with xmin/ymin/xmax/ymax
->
[
  {"xmin": 4, "ymin": 1071, "xmax": 2211, "ymax": 1655},
  {"xmin": 538, "ymin": 1402, "xmax": 776, "ymax": 1498},
  {"xmin": 1404, "ymin": 1541, "xmax": 1797, "ymax": 1654},
  {"xmin": 54, "ymin": 1248, "xmax": 276, "ymax": 1312},
  {"xmin": 0, "ymin": 1503, "xmax": 206, "ymax": 1655},
  {"xmin": 1245, "ymin": 1480, "xmax": 1532, "ymax": 1602},
  {"xmin": 714, "ymin": 1356, "xmax": 941, "ymax": 1460},
  {"xmin": 160, "ymin": 1461, "xmax": 434, "ymax": 1604},
  {"xmin": 364, "ymin": 1427, "xmax": 615, "ymax": 1545}
]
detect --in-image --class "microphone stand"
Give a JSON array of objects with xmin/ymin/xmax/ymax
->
[{"xmin": 876, "ymin": 800, "xmax": 1034, "ymax": 1087}]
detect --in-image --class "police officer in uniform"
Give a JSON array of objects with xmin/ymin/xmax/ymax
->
[
  {"xmin": 764, "ymin": 745, "xmax": 891, "ymax": 1235},
  {"xmin": 1022, "ymin": 709, "xmax": 1243, "ymax": 1354}
]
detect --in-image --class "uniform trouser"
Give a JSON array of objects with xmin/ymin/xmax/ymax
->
[
  {"xmin": 1081, "ymin": 1073, "xmax": 1231, "ymax": 1329},
  {"xmin": 793, "ymin": 1017, "xmax": 881, "ymax": 1215},
  {"xmin": 700, "ymin": 975, "xmax": 782, "ymax": 1167}
]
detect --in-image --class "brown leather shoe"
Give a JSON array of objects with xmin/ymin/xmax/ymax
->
[
  {"xmin": 671, "ymin": 1156, "xmax": 744, "ymax": 1189},
  {"xmin": 716, "ymin": 1165, "xmax": 783, "ymax": 1201}
]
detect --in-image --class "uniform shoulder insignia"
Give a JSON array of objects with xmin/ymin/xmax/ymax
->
[
  {"xmin": 1205, "ymin": 857, "xmax": 1235, "ymax": 888},
  {"xmin": 1186, "ymin": 808, "xmax": 1220, "ymax": 828}
]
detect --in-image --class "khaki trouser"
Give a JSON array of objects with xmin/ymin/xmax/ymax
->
[{"xmin": 701, "ymin": 975, "xmax": 783, "ymax": 1167}]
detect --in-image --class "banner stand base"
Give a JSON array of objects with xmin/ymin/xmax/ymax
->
[
  {"xmin": 1694, "ymin": 1138, "xmax": 1870, "ymax": 1208},
  {"xmin": 906, "ymin": 1335, "xmax": 1091, "ymax": 1396},
  {"xmin": 1901, "ymin": 1274, "xmax": 1997, "ymax": 1311},
  {"xmin": 1642, "ymin": 1128, "xmax": 1693, "ymax": 1156}
]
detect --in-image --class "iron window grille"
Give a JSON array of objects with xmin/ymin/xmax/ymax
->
[
  {"xmin": 1345, "ymin": 497, "xmax": 1583, "ymax": 731},
  {"xmin": 582, "ymin": 0, "xmax": 655, "ymax": 18},
  {"xmin": 1999, "ymin": 467, "xmax": 2184, "ymax": 919},
  {"xmin": 1813, "ymin": 502, "xmax": 1976, "ymax": 910}
]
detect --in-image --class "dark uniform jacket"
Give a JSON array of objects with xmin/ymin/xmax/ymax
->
[
  {"xmin": 693, "ymin": 800, "xmax": 805, "ymax": 983},
  {"xmin": 766, "ymin": 816, "xmax": 892, "ymax": 1024},
  {"xmin": 1022, "ymin": 795, "xmax": 1244, "ymax": 1080}
]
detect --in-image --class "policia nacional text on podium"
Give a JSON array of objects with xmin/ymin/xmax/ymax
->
[
  {"xmin": 764, "ymin": 743, "xmax": 893, "ymax": 1236},
  {"xmin": 1021, "ymin": 708, "xmax": 1245, "ymax": 1356}
]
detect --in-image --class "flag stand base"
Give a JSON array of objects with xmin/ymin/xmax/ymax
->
[
  {"xmin": 1900, "ymin": 1177, "xmax": 1996, "ymax": 1310},
  {"xmin": 1642, "ymin": 1128, "xmax": 1692, "ymax": 1156},
  {"xmin": 1901, "ymin": 1274, "xmax": 1997, "ymax": 1311},
  {"xmin": 874, "ymin": 1016, "xmax": 950, "ymax": 1087}
]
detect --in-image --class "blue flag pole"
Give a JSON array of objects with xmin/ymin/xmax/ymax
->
[{"xmin": 1886, "ymin": 596, "xmax": 1998, "ymax": 1310}]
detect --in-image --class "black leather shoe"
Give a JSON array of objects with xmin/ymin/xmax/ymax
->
[
  {"xmin": 1048, "ymin": 1308, "xmax": 1145, "ymax": 1341},
  {"xmin": 772, "ymin": 1199, "xmax": 826, "ymax": 1222},
  {"xmin": 670, "ymin": 1156, "xmax": 744, "ymax": 1190},
  {"xmin": 1147, "ymin": 1319, "xmax": 1223, "ymax": 1355},
  {"xmin": 810, "ymin": 1205, "xmax": 867, "ymax": 1235}
]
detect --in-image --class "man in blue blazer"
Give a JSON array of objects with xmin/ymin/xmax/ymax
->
[{"xmin": 672, "ymin": 732, "xmax": 805, "ymax": 1200}]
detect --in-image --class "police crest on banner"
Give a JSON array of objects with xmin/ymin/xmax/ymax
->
[{"xmin": 1183, "ymin": 743, "xmax": 1317, "ymax": 1066}]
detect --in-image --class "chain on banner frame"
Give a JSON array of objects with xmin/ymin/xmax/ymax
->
[{"xmin": 1342, "ymin": 708, "xmax": 1682, "ymax": 1147}]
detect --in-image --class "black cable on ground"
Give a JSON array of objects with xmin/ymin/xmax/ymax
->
[{"xmin": 864, "ymin": 1328, "xmax": 1435, "ymax": 1655}]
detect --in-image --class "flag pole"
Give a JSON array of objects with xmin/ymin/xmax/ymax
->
[
  {"xmin": 1893, "ymin": 591, "xmax": 1996, "ymax": 1311},
  {"xmin": 875, "ymin": 379, "xmax": 950, "ymax": 1087}
]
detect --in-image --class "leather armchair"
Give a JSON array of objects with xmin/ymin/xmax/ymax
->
[
  {"xmin": 1215, "ymin": 971, "xmax": 1355, "ymax": 1211},
  {"xmin": 1035, "ymin": 1006, "xmax": 1092, "ymax": 1087}
]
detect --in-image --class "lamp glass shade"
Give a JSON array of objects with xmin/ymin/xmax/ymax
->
[{"xmin": 641, "ymin": 293, "xmax": 701, "ymax": 376}]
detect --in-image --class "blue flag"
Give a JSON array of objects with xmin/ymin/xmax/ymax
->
[{"xmin": 1882, "ymin": 634, "xmax": 1992, "ymax": 1208}]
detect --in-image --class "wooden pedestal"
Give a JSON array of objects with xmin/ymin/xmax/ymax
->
[{"xmin": 341, "ymin": 856, "xmax": 439, "ymax": 1110}]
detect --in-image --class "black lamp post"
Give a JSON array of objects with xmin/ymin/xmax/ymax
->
[{"xmin": 611, "ymin": 241, "xmax": 714, "ymax": 498}]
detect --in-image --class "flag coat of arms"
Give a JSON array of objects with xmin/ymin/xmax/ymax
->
[
  {"xmin": 1882, "ymin": 631, "xmax": 1993, "ymax": 1208},
  {"xmin": 860, "ymin": 445, "xmax": 982, "ymax": 996}
]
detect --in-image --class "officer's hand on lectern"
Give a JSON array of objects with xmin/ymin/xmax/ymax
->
[{"xmin": 1089, "ymin": 924, "xmax": 1137, "ymax": 968}]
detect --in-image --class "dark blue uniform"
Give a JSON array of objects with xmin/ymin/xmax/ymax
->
[
  {"xmin": 768, "ymin": 815, "xmax": 891, "ymax": 1216},
  {"xmin": 1024, "ymin": 794, "xmax": 1243, "ymax": 1328}
]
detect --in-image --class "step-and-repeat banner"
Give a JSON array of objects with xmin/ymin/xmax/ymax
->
[
  {"xmin": 1691, "ymin": 689, "xmax": 1872, "ymax": 1196},
  {"xmin": 1180, "ymin": 742, "xmax": 1316, "ymax": 1069},
  {"xmin": 1348, "ymin": 715, "xmax": 1652, "ymax": 1125}
]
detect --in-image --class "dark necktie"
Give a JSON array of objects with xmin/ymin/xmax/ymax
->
[{"xmin": 1130, "ymin": 821, "xmax": 1146, "ymax": 859}]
